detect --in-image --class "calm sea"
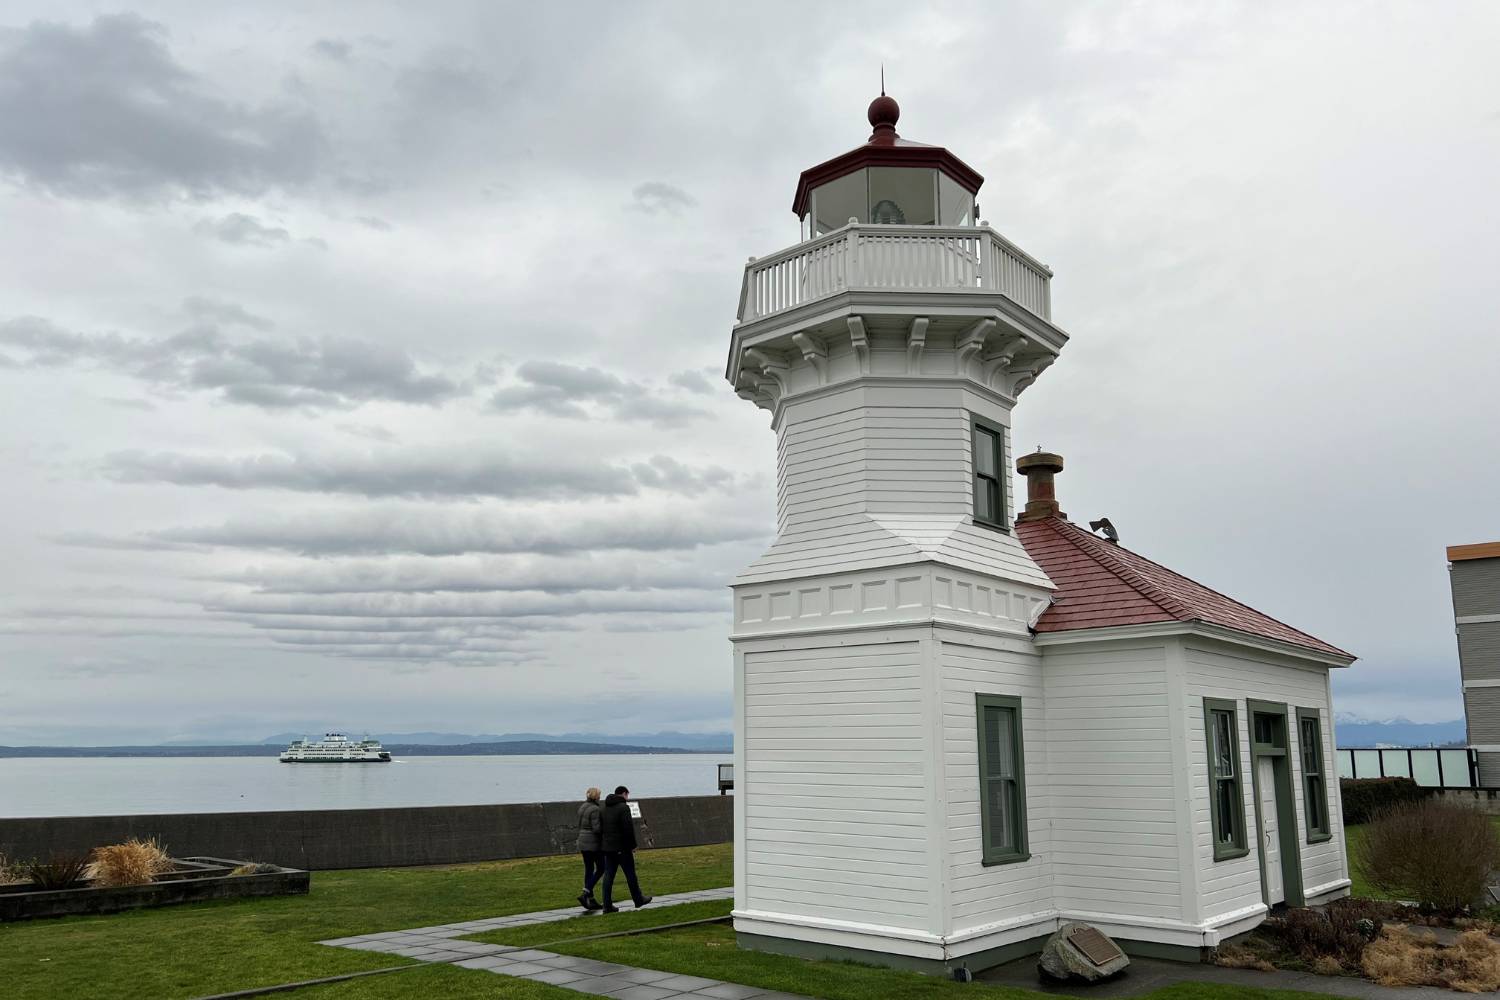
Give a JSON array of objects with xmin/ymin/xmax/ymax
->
[{"xmin": 0, "ymin": 754, "xmax": 726, "ymax": 818}]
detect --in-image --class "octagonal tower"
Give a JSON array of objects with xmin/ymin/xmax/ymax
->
[{"xmin": 726, "ymin": 94, "xmax": 1070, "ymax": 970}]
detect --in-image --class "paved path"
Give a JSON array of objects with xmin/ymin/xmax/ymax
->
[{"xmin": 319, "ymin": 887, "xmax": 807, "ymax": 1000}]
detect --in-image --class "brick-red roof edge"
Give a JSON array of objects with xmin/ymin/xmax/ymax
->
[{"xmin": 1015, "ymin": 516, "xmax": 1354, "ymax": 662}]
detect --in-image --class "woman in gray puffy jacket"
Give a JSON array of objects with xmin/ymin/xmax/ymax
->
[{"xmin": 576, "ymin": 787, "xmax": 604, "ymax": 910}]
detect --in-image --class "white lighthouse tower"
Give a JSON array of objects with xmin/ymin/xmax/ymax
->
[
  {"xmin": 725, "ymin": 92, "xmax": 1067, "ymax": 970},
  {"xmin": 726, "ymin": 92, "xmax": 1356, "ymax": 974}
]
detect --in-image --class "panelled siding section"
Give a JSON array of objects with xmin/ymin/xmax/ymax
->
[
  {"xmin": 1451, "ymin": 559, "xmax": 1500, "ymax": 618},
  {"xmin": 938, "ymin": 633, "xmax": 1052, "ymax": 935},
  {"xmin": 1457, "ymin": 622, "xmax": 1500, "ymax": 682},
  {"xmin": 1183, "ymin": 641, "xmax": 1345, "ymax": 920},
  {"xmin": 1042, "ymin": 642, "xmax": 1182, "ymax": 923},
  {"xmin": 742, "ymin": 640, "xmax": 933, "ymax": 931}
]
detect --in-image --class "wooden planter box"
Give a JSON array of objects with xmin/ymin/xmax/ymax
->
[{"xmin": 0, "ymin": 856, "xmax": 309, "ymax": 922}]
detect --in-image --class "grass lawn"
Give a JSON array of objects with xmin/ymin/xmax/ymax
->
[{"xmin": 0, "ymin": 843, "xmax": 728, "ymax": 1000}]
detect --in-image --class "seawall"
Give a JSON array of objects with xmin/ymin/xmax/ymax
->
[{"xmin": 0, "ymin": 794, "xmax": 731, "ymax": 871}]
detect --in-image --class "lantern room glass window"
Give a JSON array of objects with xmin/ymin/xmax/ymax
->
[{"xmin": 808, "ymin": 167, "xmax": 975, "ymax": 235}]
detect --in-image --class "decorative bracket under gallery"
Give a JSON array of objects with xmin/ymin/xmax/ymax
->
[
  {"xmin": 906, "ymin": 317, "xmax": 929, "ymax": 375},
  {"xmin": 846, "ymin": 316, "xmax": 870, "ymax": 374},
  {"xmin": 955, "ymin": 318, "xmax": 997, "ymax": 380},
  {"xmin": 981, "ymin": 335, "xmax": 1029, "ymax": 389},
  {"xmin": 791, "ymin": 332, "xmax": 828, "ymax": 385},
  {"xmin": 1004, "ymin": 354, "xmax": 1056, "ymax": 397}
]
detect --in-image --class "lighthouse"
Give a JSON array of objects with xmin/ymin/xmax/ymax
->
[{"xmin": 725, "ymin": 92, "xmax": 1354, "ymax": 973}]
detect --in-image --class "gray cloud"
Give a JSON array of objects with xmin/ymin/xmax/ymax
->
[
  {"xmin": 101, "ymin": 447, "xmax": 735, "ymax": 500},
  {"xmin": 491, "ymin": 360, "xmax": 709, "ymax": 424},
  {"xmin": 209, "ymin": 588, "xmax": 728, "ymax": 620},
  {"xmin": 0, "ymin": 316, "xmax": 459, "ymax": 409},
  {"xmin": 93, "ymin": 505, "xmax": 768, "ymax": 557},
  {"xmin": 182, "ymin": 297, "xmax": 274, "ymax": 331},
  {"xmin": 194, "ymin": 213, "xmax": 290, "ymax": 247},
  {"xmin": 668, "ymin": 369, "xmax": 716, "ymax": 395},
  {"xmin": 631, "ymin": 181, "xmax": 697, "ymax": 215},
  {"xmin": 354, "ymin": 215, "xmax": 392, "ymax": 231},
  {"xmin": 0, "ymin": 13, "xmax": 323, "ymax": 200},
  {"xmin": 311, "ymin": 38, "xmax": 351, "ymax": 62}
]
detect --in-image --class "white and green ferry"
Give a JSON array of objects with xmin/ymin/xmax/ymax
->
[{"xmin": 278, "ymin": 733, "xmax": 391, "ymax": 763}]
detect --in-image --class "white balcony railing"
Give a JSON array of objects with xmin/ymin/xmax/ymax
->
[{"xmin": 737, "ymin": 223, "xmax": 1052, "ymax": 324}]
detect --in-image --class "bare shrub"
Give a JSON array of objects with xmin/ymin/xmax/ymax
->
[
  {"xmin": 1359, "ymin": 799, "xmax": 1500, "ymax": 912},
  {"xmin": 23, "ymin": 852, "xmax": 92, "ymax": 889},
  {"xmin": 1261, "ymin": 905, "xmax": 1376, "ymax": 972},
  {"xmin": 0, "ymin": 852, "xmax": 22, "ymax": 884},
  {"xmin": 88, "ymin": 838, "xmax": 172, "ymax": 888}
]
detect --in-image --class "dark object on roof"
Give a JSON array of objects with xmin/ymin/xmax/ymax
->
[
  {"xmin": 1016, "ymin": 515, "xmax": 1353, "ymax": 661},
  {"xmin": 1088, "ymin": 517, "xmax": 1119, "ymax": 543}
]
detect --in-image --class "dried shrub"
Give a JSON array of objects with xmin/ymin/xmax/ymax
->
[
  {"xmin": 1341, "ymin": 777, "xmax": 1429, "ymax": 825},
  {"xmin": 1311, "ymin": 955, "xmax": 1345, "ymax": 976},
  {"xmin": 1359, "ymin": 799, "xmax": 1500, "ymax": 912},
  {"xmin": 229, "ymin": 862, "xmax": 280, "ymax": 876},
  {"xmin": 1214, "ymin": 943, "xmax": 1276, "ymax": 972},
  {"xmin": 88, "ymin": 838, "xmax": 172, "ymax": 888},
  {"xmin": 0, "ymin": 852, "xmax": 22, "ymax": 884},
  {"xmin": 23, "ymin": 852, "xmax": 92, "ymax": 889},
  {"xmin": 1362, "ymin": 927, "xmax": 1500, "ymax": 992},
  {"xmin": 1260, "ymin": 905, "xmax": 1378, "ymax": 972}
]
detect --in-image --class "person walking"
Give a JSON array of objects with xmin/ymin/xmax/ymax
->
[
  {"xmin": 575, "ymin": 787, "xmax": 604, "ymax": 910},
  {"xmin": 600, "ymin": 785, "xmax": 652, "ymax": 913}
]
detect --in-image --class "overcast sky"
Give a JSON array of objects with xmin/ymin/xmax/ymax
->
[{"xmin": 0, "ymin": 2, "xmax": 1496, "ymax": 745}]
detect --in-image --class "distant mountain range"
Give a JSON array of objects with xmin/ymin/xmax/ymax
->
[
  {"xmin": 154, "ymin": 730, "xmax": 734, "ymax": 751},
  {"xmin": 1332, "ymin": 715, "xmax": 1467, "ymax": 748}
]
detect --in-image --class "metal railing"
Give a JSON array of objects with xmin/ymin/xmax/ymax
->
[
  {"xmin": 1336, "ymin": 746, "xmax": 1478, "ymax": 788},
  {"xmin": 736, "ymin": 223, "xmax": 1052, "ymax": 324}
]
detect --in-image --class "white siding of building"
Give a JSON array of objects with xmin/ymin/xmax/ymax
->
[
  {"xmin": 1042, "ymin": 641, "xmax": 1184, "ymax": 924},
  {"xmin": 739, "ymin": 634, "xmax": 935, "ymax": 933},
  {"xmin": 737, "ymin": 381, "xmax": 1047, "ymax": 590},
  {"xmin": 937, "ymin": 630, "xmax": 1053, "ymax": 945},
  {"xmin": 1183, "ymin": 638, "xmax": 1348, "ymax": 921}
]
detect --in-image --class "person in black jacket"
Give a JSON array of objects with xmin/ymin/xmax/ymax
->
[{"xmin": 599, "ymin": 785, "xmax": 652, "ymax": 913}]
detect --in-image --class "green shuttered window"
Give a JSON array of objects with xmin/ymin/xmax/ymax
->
[
  {"xmin": 1204, "ymin": 697, "xmax": 1249, "ymax": 860},
  {"xmin": 971, "ymin": 416, "xmax": 1006, "ymax": 530},
  {"xmin": 976, "ymin": 694, "xmax": 1029, "ymax": 865},
  {"xmin": 1298, "ymin": 708, "xmax": 1332, "ymax": 842}
]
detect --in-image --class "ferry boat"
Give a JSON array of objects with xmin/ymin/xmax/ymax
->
[{"xmin": 279, "ymin": 733, "xmax": 391, "ymax": 763}]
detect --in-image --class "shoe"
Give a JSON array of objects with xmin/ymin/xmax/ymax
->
[
  {"xmin": 584, "ymin": 893, "xmax": 602, "ymax": 911},
  {"xmin": 577, "ymin": 892, "xmax": 591, "ymax": 910},
  {"xmin": 602, "ymin": 905, "xmax": 620, "ymax": 914},
  {"xmin": 634, "ymin": 896, "xmax": 653, "ymax": 908}
]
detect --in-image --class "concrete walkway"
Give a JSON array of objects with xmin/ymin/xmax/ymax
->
[{"xmin": 319, "ymin": 887, "xmax": 807, "ymax": 1000}]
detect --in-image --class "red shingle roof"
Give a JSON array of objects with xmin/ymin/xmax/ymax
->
[{"xmin": 1015, "ymin": 516, "xmax": 1353, "ymax": 661}]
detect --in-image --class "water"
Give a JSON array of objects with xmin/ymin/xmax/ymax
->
[{"xmin": 0, "ymin": 754, "xmax": 726, "ymax": 818}]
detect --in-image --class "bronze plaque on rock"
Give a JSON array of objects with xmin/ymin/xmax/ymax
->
[{"xmin": 1068, "ymin": 926, "xmax": 1125, "ymax": 967}]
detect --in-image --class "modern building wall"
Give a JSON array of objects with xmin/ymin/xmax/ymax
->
[{"xmin": 1449, "ymin": 545, "xmax": 1500, "ymax": 785}]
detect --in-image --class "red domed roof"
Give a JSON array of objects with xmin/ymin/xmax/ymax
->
[{"xmin": 791, "ymin": 93, "xmax": 984, "ymax": 218}]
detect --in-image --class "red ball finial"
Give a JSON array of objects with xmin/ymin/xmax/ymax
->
[{"xmin": 867, "ymin": 93, "xmax": 900, "ymax": 144}]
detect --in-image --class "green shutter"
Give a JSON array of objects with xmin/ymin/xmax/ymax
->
[
  {"xmin": 1297, "ymin": 708, "xmax": 1332, "ymax": 842},
  {"xmin": 1204, "ymin": 697, "xmax": 1249, "ymax": 860},
  {"xmin": 976, "ymin": 694, "xmax": 1029, "ymax": 865}
]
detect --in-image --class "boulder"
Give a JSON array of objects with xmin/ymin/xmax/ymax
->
[{"xmin": 1037, "ymin": 922, "xmax": 1130, "ymax": 984}]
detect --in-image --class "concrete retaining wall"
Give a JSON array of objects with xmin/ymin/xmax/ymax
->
[
  {"xmin": 0, "ymin": 795, "xmax": 731, "ymax": 871},
  {"xmin": 1433, "ymin": 787, "xmax": 1500, "ymax": 815}
]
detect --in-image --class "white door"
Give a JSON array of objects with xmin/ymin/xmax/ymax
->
[{"xmin": 1258, "ymin": 756, "xmax": 1284, "ymax": 904}]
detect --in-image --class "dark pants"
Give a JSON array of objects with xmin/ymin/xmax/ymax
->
[
  {"xmin": 581, "ymin": 850, "xmax": 605, "ymax": 895},
  {"xmin": 602, "ymin": 850, "xmax": 644, "ymax": 907}
]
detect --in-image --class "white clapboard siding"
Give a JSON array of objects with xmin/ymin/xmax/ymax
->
[
  {"xmin": 1042, "ymin": 642, "xmax": 1183, "ymax": 921},
  {"xmin": 738, "ymin": 382, "xmax": 1049, "ymax": 589},
  {"xmin": 938, "ymin": 634, "xmax": 1053, "ymax": 931},
  {"xmin": 743, "ymin": 640, "xmax": 933, "ymax": 930},
  {"xmin": 1183, "ymin": 642, "xmax": 1344, "ymax": 919}
]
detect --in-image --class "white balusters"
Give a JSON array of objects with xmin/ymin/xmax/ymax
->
[{"xmin": 738, "ymin": 225, "xmax": 1050, "ymax": 323}]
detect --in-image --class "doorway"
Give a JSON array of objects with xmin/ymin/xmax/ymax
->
[{"xmin": 1247, "ymin": 700, "xmax": 1303, "ymax": 908}]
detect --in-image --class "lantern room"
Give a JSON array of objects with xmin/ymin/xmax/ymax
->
[{"xmin": 791, "ymin": 92, "xmax": 985, "ymax": 238}]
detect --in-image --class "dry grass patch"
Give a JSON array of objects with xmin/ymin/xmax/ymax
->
[
  {"xmin": 88, "ymin": 838, "xmax": 172, "ymax": 888},
  {"xmin": 1362, "ymin": 928, "xmax": 1500, "ymax": 992},
  {"xmin": 0, "ymin": 852, "xmax": 23, "ymax": 884}
]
